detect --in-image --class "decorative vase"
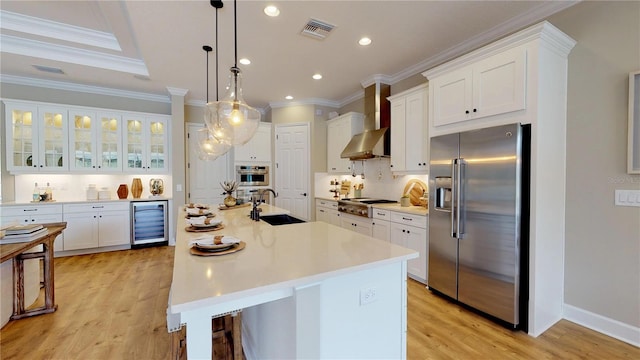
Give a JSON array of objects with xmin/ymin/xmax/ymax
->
[
  {"xmin": 131, "ymin": 178, "xmax": 143, "ymax": 199},
  {"xmin": 224, "ymin": 195, "xmax": 237, "ymax": 207},
  {"xmin": 117, "ymin": 184, "xmax": 129, "ymax": 199}
]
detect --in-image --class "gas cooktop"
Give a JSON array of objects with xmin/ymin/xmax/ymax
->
[{"xmin": 340, "ymin": 198, "xmax": 397, "ymax": 204}]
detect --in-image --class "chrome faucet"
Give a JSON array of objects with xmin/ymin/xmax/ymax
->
[{"xmin": 250, "ymin": 188, "xmax": 277, "ymax": 221}]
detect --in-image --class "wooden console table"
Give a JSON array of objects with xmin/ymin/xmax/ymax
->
[{"xmin": 0, "ymin": 222, "xmax": 66, "ymax": 320}]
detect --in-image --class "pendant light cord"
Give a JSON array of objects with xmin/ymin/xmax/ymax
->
[
  {"xmin": 216, "ymin": 6, "xmax": 219, "ymax": 101},
  {"xmin": 233, "ymin": 0, "xmax": 239, "ymax": 102}
]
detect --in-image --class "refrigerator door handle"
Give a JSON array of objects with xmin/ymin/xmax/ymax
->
[
  {"xmin": 451, "ymin": 159, "xmax": 458, "ymax": 238},
  {"xmin": 452, "ymin": 158, "xmax": 464, "ymax": 239},
  {"xmin": 456, "ymin": 159, "xmax": 465, "ymax": 238}
]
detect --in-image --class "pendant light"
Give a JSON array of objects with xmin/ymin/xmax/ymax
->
[
  {"xmin": 197, "ymin": 44, "xmax": 231, "ymax": 160},
  {"xmin": 205, "ymin": 0, "xmax": 260, "ymax": 146}
]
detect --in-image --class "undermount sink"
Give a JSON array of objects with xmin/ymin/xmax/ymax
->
[{"xmin": 260, "ymin": 214, "xmax": 306, "ymax": 226}]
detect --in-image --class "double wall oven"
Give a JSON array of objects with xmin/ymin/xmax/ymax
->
[{"xmin": 236, "ymin": 165, "xmax": 271, "ymax": 204}]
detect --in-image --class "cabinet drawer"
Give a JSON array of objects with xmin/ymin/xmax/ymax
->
[
  {"xmin": 64, "ymin": 202, "xmax": 130, "ymax": 213},
  {"xmin": 390, "ymin": 212, "xmax": 427, "ymax": 228},
  {"xmin": 1, "ymin": 204, "xmax": 63, "ymax": 217},
  {"xmin": 316, "ymin": 199, "xmax": 338, "ymax": 209},
  {"xmin": 372, "ymin": 209, "xmax": 390, "ymax": 220}
]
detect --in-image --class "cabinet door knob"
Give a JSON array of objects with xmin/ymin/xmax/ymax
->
[
  {"xmin": 473, "ymin": 108, "xmax": 477, "ymax": 113},
  {"xmin": 465, "ymin": 110, "xmax": 470, "ymax": 114}
]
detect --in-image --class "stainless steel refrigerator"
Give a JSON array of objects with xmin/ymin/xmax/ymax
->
[{"xmin": 428, "ymin": 123, "xmax": 530, "ymax": 328}]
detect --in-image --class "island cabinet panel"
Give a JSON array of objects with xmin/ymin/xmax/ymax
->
[{"xmin": 242, "ymin": 261, "xmax": 408, "ymax": 360}]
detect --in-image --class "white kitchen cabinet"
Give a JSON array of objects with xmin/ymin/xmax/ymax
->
[
  {"xmin": 3, "ymin": 101, "xmax": 69, "ymax": 174},
  {"xmin": 0, "ymin": 204, "xmax": 64, "ymax": 252},
  {"xmin": 429, "ymin": 46, "xmax": 526, "ymax": 128},
  {"xmin": 315, "ymin": 199, "xmax": 341, "ymax": 226},
  {"xmin": 62, "ymin": 202, "xmax": 130, "ymax": 251},
  {"xmin": 340, "ymin": 213, "xmax": 372, "ymax": 236},
  {"xmin": 389, "ymin": 211, "xmax": 428, "ymax": 284},
  {"xmin": 68, "ymin": 110, "xmax": 123, "ymax": 173},
  {"xmin": 235, "ymin": 122, "xmax": 271, "ymax": 163},
  {"xmin": 327, "ymin": 112, "xmax": 364, "ymax": 173},
  {"xmin": 123, "ymin": 114, "xmax": 169, "ymax": 173},
  {"xmin": 388, "ymin": 84, "xmax": 429, "ymax": 173},
  {"xmin": 371, "ymin": 208, "xmax": 391, "ymax": 242}
]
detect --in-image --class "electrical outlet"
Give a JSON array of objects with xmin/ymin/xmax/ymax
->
[{"xmin": 360, "ymin": 286, "xmax": 378, "ymax": 305}]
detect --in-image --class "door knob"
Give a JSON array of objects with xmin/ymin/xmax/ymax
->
[{"xmin": 301, "ymin": 193, "xmax": 307, "ymax": 196}]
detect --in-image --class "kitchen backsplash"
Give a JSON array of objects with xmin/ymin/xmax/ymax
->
[
  {"xmin": 314, "ymin": 158, "xmax": 428, "ymax": 201},
  {"xmin": 12, "ymin": 174, "xmax": 172, "ymax": 203}
]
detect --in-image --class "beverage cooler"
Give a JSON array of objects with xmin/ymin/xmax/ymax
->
[{"xmin": 130, "ymin": 200, "xmax": 168, "ymax": 248}]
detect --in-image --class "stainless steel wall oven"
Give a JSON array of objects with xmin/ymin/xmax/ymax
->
[{"xmin": 236, "ymin": 165, "xmax": 269, "ymax": 186}]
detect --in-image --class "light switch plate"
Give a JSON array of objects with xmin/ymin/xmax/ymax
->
[{"xmin": 614, "ymin": 190, "xmax": 640, "ymax": 207}]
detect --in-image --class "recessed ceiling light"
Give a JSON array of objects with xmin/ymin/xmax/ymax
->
[
  {"xmin": 358, "ymin": 37, "xmax": 372, "ymax": 46},
  {"xmin": 264, "ymin": 5, "xmax": 280, "ymax": 17},
  {"xmin": 312, "ymin": 74, "xmax": 322, "ymax": 80},
  {"xmin": 285, "ymin": 95, "xmax": 293, "ymax": 100},
  {"xmin": 239, "ymin": 58, "xmax": 251, "ymax": 65}
]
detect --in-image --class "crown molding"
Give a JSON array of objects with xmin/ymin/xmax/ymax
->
[
  {"xmin": 360, "ymin": 74, "xmax": 393, "ymax": 88},
  {"xmin": 0, "ymin": 74, "xmax": 170, "ymax": 103},
  {"xmin": 0, "ymin": 10, "xmax": 121, "ymax": 51},
  {"xmin": 1, "ymin": 35, "xmax": 148, "ymax": 76},
  {"xmin": 269, "ymin": 97, "xmax": 340, "ymax": 109},
  {"xmin": 167, "ymin": 87, "xmax": 189, "ymax": 97}
]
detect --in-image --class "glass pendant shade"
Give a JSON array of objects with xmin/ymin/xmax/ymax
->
[
  {"xmin": 205, "ymin": 67, "xmax": 260, "ymax": 146},
  {"xmin": 196, "ymin": 127, "xmax": 231, "ymax": 160}
]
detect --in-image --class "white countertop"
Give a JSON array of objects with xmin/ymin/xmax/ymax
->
[
  {"xmin": 169, "ymin": 204, "xmax": 418, "ymax": 314},
  {"xmin": 0, "ymin": 197, "xmax": 171, "ymax": 206}
]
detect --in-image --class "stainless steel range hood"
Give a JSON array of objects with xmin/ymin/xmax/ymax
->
[
  {"xmin": 340, "ymin": 81, "xmax": 391, "ymax": 161},
  {"xmin": 340, "ymin": 127, "xmax": 388, "ymax": 160}
]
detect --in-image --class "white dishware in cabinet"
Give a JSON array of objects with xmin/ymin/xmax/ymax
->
[
  {"xmin": 62, "ymin": 202, "xmax": 130, "ymax": 251},
  {"xmin": 123, "ymin": 115, "xmax": 170, "ymax": 173},
  {"xmin": 3, "ymin": 100, "xmax": 69, "ymax": 174},
  {"xmin": 68, "ymin": 110, "xmax": 123, "ymax": 173}
]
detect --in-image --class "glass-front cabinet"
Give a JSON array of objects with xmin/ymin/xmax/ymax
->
[
  {"xmin": 4, "ymin": 101, "xmax": 68, "ymax": 173},
  {"xmin": 68, "ymin": 110, "xmax": 122, "ymax": 172},
  {"xmin": 123, "ymin": 115, "xmax": 169, "ymax": 173}
]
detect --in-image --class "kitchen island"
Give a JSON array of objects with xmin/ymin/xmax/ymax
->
[{"xmin": 168, "ymin": 204, "xmax": 418, "ymax": 359}]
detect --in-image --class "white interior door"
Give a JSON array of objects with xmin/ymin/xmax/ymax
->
[
  {"xmin": 275, "ymin": 123, "xmax": 310, "ymax": 220},
  {"xmin": 187, "ymin": 123, "xmax": 232, "ymax": 206}
]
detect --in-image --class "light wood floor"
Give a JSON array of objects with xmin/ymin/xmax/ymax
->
[{"xmin": 1, "ymin": 246, "xmax": 638, "ymax": 359}]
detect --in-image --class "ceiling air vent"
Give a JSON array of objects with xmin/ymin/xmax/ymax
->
[
  {"xmin": 300, "ymin": 18, "xmax": 336, "ymax": 40},
  {"xmin": 32, "ymin": 65, "xmax": 65, "ymax": 75}
]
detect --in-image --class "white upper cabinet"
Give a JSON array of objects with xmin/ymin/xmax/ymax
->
[
  {"xmin": 430, "ymin": 46, "xmax": 527, "ymax": 128},
  {"xmin": 123, "ymin": 114, "xmax": 169, "ymax": 173},
  {"xmin": 4, "ymin": 101, "xmax": 69, "ymax": 173},
  {"xmin": 327, "ymin": 112, "xmax": 364, "ymax": 174},
  {"xmin": 388, "ymin": 84, "xmax": 429, "ymax": 173},
  {"xmin": 68, "ymin": 110, "xmax": 123, "ymax": 173},
  {"xmin": 234, "ymin": 122, "xmax": 271, "ymax": 163}
]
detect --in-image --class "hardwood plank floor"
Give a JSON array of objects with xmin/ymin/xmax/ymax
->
[{"xmin": 1, "ymin": 246, "xmax": 638, "ymax": 359}]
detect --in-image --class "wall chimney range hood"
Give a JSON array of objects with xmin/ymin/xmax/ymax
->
[
  {"xmin": 340, "ymin": 127, "xmax": 388, "ymax": 160},
  {"xmin": 340, "ymin": 81, "xmax": 391, "ymax": 161}
]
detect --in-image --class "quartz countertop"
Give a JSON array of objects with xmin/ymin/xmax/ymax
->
[
  {"xmin": 372, "ymin": 203, "xmax": 428, "ymax": 216},
  {"xmin": 0, "ymin": 197, "xmax": 171, "ymax": 206},
  {"xmin": 169, "ymin": 203, "xmax": 418, "ymax": 314}
]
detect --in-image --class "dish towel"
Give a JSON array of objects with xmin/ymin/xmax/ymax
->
[
  {"xmin": 189, "ymin": 235, "xmax": 241, "ymax": 246},
  {"xmin": 186, "ymin": 216, "xmax": 221, "ymax": 226}
]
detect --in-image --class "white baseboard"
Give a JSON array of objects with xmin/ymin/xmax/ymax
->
[{"xmin": 563, "ymin": 303, "xmax": 640, "ymax": 347}]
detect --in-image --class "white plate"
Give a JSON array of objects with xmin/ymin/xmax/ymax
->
[{"xmin": 190, "ymin": 220, "xmax": 222, "ymax": 228}]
